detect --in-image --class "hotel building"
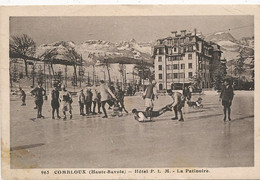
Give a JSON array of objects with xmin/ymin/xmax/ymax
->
[{"xmin": 152, "ymin": 30, "xmax": 222, "ymax": 90}]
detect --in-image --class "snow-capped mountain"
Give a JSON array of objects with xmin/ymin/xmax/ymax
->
[
  {"xmin": 206, "ymin": 32, "xmax": 254, "ymax": 61},
  {"xmin": 37, "ymin": 39, "xmax": 153, "ymax": 66},
  {"xmin": 206, "ymin": 32, "xmax": 254, "ymax": 81}
]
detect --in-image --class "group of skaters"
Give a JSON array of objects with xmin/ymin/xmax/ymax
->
[
  {"xmin": 18, "ymin": 78, "xmax": 234, "ymax": 122},
  {"xmin": 133, "ymin": 79, "xmax": 234, "ymax": 122},
  {"xmin": 19, "ymin": 80, "xmax": 128, "ymax": 120}
]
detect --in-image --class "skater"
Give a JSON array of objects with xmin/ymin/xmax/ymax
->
[
  {"xmin": 142, "ymin": 80, "xmax": 158, "ymax": 120},
  {"xmin": 115, "ymin": 85, "xmax": 128, "ymax": 113},
  {"xmin": 99, "ymin": 80, "xmax": 117, "ymax": 118},
  {"xmin": 132, "ymin": 103, "xmax": 173, "ymax": 122},
  {"xmin": 219, "ymin": 79, "xmax": 234, "ymax": 121},
  {"xmin": 60, "ymin": 85, "xmax": 72, "ymax": 120},
  {"xmin": 78, "ymin": 89, "xmax": 85, "ymax": 116},
  {"xmin": 183, "ymin": 86, "xmax": 191, "ymax": 102},
  {"xmin": 167, "ymin": 89, "xmax": 185, "ymax": 121},
  {"xmin": 92, "ymin": 85, "xmax": 101, "ymax": 115},
  {"xmin": 85, "ymin": 88, "xmax": 93, "ymax": 115},
  {"xmin": 19, "ymin": 87, "xmax": 26, "ymax": 106},
  {"xmin": 108, "ymin": 82, "xmax": 115, "ymax": 109},
  {"xmin": 30, "ymin": 82, "xmax": 46, "ymax": 118},
  {"xmin": 50, "ymin": 84, "xmax": 61, "ymax": 119}
]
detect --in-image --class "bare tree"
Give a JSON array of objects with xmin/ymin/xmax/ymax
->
[
  {"xmin": 65, "ymin": 47, "xmax": 81, "ymax": 84},
  {"xmin": 10, "ymin": 34, "xmax": 36, "ymax": 76}
]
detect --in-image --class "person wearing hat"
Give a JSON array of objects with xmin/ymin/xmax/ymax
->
[
  {"xmin": 30, "ymin": 82, "xmax": 46, "ymax": 118},
  {"xmin": 142, "ymin": 80, "xmax": 158, "ymax": 120},
  {"xmin": 60, "ymin": 85, "xmax": 72, "ymax": 120},
  {"xmin": 167, "ymin": 89, "xmax": 185, "ymax": 121},
  {"xmin": 219, "ymin": 79, "xmax": 234, "ymax": 121},
  {"xmin": 50, "ymin": 84, "xmax": 61, "ymax": 119},
  {"xmin": 78, "ymin": 89, "xmax": 85, "ymax": 116}
]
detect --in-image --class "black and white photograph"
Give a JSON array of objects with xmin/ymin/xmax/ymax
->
[{"xmin": 1, "ymin": 5, "xmax": 259, "ymax": 179}]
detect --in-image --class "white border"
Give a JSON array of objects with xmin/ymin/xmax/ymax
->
[{"xmin": 0, "ymin": 0, "xmax": 260, "ymax": 5}]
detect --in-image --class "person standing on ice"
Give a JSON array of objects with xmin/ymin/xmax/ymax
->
[
  {"xmin": 142, "ymin": 80, "xmax": 158, "ymax": 120},
  {"xmin": 98, "ymin": 80, "xmax": 117, "ymax": 118},
  {"xmin": 19, "ymin": 87, "xmax": 26, "ymax": 106},
  {"xmin": 219, "ymin": 79, "xmax": 234, "ymax": 121},
  {"xmin": 50, "ymin": 84, "xmax": 61, "ymax": 119},
  {"xmin": 30, "ymin": 82, "xmax": 46, "ymax": 118},
  {"xmin": 78, "ymin": 89, "xmax": 85, "ymax": 116},
  {"xmin": 60, "ymin": 85, "xmax": 73, "ymax": 120},
  {"xmin": 167, "ymin": 89, "xmax": 185, "ymax": 121}
]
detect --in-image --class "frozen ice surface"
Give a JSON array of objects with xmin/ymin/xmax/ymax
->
[{"xmin": 10, "ymin": 91, "xmax": 254, "ymax": 168}]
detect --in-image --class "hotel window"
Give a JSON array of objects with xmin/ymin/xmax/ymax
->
[
  {"xmin": 188, "ymin": 63, "xmax": 192, "ymax": 69},
  {"xmin": 188, "ymin": 45, "xmax": 193, "ymax": 52},
  {"xmin": 173, "ymin": 47, "xmax": 177, "ymax": 52},
  {"xmin": 159, "ymin": 73, "xmax": 163, "ymax": 79},
  {"xmin": 181, "ymin": 64, "xmax": 185, "ymax": 69},
  {"xmin": 173, "ymin": 64, "xmax": 179, "ymax": 69},
  {"xmin": 158, "ymin": 56, "xmax": 162, "ymax": 62},
  {"xmin": 189, "ymin": 72, "xmax": 193, "ymax": 77},
  {"xmin": 167, "ymin": 73, "xmax": 171, "ymax": 79},
  {"xmin": 174, "ymin": 39, "xmax": 177, "ymax": 44},
  {"xmin": 188, "ymin": 54, "xmax": 192, "ymax": 60},
  {"xmin": 173, "ymin": 73, "xmax": 178, "ymax": 79},
  {"xmin": 158, "ymin": 65, "xmax": 162, "ymax": 70},
  {"xmin": 179, "ymin": 73, "xmax": 185, "ymax": 78}
]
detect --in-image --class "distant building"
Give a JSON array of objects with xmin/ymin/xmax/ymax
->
[{"xmin": 152, "ymin": 30, "xmax": 222, "ymax": 90}]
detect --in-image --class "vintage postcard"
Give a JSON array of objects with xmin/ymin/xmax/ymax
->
[{"xmin": 1, "ymin": 5, "xmax": 260, "ymax": 179}]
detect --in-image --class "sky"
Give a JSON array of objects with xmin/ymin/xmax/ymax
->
[{"xmin": 10, "ymin": 16, "xmax": 254, "ymax": 46}]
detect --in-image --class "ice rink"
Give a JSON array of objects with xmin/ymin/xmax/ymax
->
[{"xmin": 10, "ymin": 91, "xmax": 254, "ymax": 168}]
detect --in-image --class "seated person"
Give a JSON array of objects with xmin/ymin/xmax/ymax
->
[
  {"xmin": 196, "ymin": 97, "xmax": 203, "ymax": 108},
  {"xmin": 132, "ymin": 103, "xmax": 173, "ymax": 122}
]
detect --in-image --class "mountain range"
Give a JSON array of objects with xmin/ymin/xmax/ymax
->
[{"xmin": 36, "ymin": 31, "xmax": 254, "ymax": 81}]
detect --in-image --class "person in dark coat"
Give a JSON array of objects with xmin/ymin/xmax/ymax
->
[
  {"xmin": 31, "ymin": 83, "xmax": 46, "ymax": 118},
  {"xmin": 115, "ymin": 85, "xmax": 128, "ymax": 113},
  {"xmin": 51, "ymin": 85, "xmax": 61, "ymax": 119},
  {"xmin": 219, "ymin": 79, "xmax": 234, "ymax": 121},
  {"xmin": 19, "ymin": 87, "xmax": 26, "ymax": 106},
  {"xmin": 182, "ymin": 86, "xmax": 191, "ymax": 102},
  {"xmin": 85, "ymin": 88, "xmax": 93, "ymax": 115}
]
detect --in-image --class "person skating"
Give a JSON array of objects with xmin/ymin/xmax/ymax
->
[
  {"xmin": 167, "ymin": 89, "xmax": 185, "ymax": 121},
  {"xmin": 98, "ymin": 80, "xmax": 117, "ymax": 118},
  {"xmin": 182, "ymin": 86, "xmax": 191, "ymax": 102},
  {"xmin": 142, "ymin": 80, "xmax": 158, "ymax": 120},
  {"xmin": 30, "ymin": 82, "xmax": 46, "ymax": 118},
  {"xmin": 219, "ymin": 79, "xmax": 234, "ymax": 121},
  {"xmin": 60, "ymin": 85, "xmax": 72, "ymax": 120},
  {"xmin": 19, "ymin": 87, "xmax": 26, "ymax": 106},
  {"xmin": 85, "ymin": 88, "xmax": 93, "ymax": 115},
  {"xmin": 115, "ymin": 85, "xmax": 128, "ymax": 113},
  {"xmin": 78, "ymin": 89, "xmax": 85, "ymax": 116},
  {"xmin": 50, "ymin": 84, "xmax": 61, "ymax": 119},
  {"xmin": 92, "ymin": 85, "xmax": 101, "ymax": 115}
]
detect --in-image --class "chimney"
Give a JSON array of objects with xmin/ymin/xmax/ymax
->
[
  {"xmin": 171, "ymin": 31, "xmax": 177, "ymax": 37},
  {"xmin": 181, "ymin": 30, "xmax": 186, "ymax": 37}
]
